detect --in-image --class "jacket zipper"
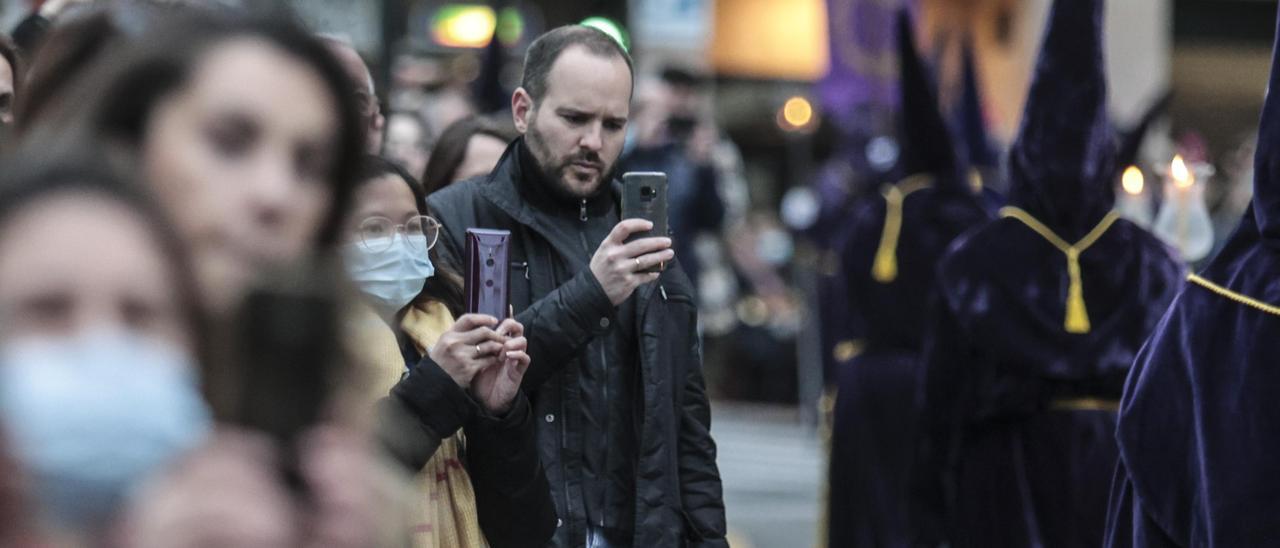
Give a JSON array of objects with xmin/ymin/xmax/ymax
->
[{"xmin": 579, "ymin": 198, "xmax": 588, "ymax": 222}]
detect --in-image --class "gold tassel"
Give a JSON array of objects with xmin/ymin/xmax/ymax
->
[
  {"xmin": 871, "ymin": 176, "xmax": 933, "ymax": 284},
  {"xmin": 871, "ymin": 186, "xmax": 905, "ymax": 283},
  {"xmin": 999, "ymin": 207, "xmax": 1120, "ymax": 336},
  {"xmin": 1063, "ymin": 248, "xmax": 1090, "ymax": 333}
]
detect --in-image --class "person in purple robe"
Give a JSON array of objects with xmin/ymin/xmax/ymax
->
[
  {"xmin": 912, "ymin": 0, "xmax": 1183, "ymax": 545},
  {"xmin": 1103, "ymin": 8, "xmax": 1280, "ymax": 548},
  {"xmin": 826, "ymin": 10, "xmax": 993, "ymax": 547}
]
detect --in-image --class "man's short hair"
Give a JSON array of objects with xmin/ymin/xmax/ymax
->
[{"xmin": 520, "ymin": 25, "xmax": 633, "ymax": 103}]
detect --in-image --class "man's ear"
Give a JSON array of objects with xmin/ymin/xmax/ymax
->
[{"xmin": 512, "ymin": 88, "xmax": 534, "ymax": 134}]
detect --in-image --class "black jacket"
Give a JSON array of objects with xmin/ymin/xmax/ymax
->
[
  {"xmin": 426, "ymin": 139, "xmax": 728, "ymax": 547},
  {"xmin": 379, "ymin": 341, "xmax": 557, "ymax": 547}
]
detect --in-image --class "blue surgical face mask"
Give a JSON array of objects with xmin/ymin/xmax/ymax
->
[
  {"xmin": 0, "ymin": 329, "xmax": 212, "ymax": 528},
  {"xmin": 342, "ymin": 233, "xmax": 436, "ymax": 315}
]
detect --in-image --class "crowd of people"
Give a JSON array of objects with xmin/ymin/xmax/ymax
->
[
  {"xmin": 0, "ymin": 1, "xmax": 731, "ymax": 546},
  {"xmin": 5, "ymin": 0, "xmax": 1280, "ymax": 546}
]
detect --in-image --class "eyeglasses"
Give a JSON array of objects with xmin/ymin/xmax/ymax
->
[{"xmin": 357, "ymin": 215, "xmax": 441, "ymax": 252}]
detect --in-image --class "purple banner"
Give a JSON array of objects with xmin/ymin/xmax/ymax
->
[{"xmin": 817, "ymin": 0, "xmax": 908, "ymax": 125}]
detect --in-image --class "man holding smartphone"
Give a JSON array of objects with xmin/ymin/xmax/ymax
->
[{"xmin": 426, "ymin": 25, "xmax": 727, "ymax": 548}]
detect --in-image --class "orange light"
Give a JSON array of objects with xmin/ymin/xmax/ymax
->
[
  {"xmin": 1171, "ymin": 155, "xmax": 1194, "ymax": 189},
  {"xmin": 780, "ymin": 96, "xmax": 814, "ymax": 130},
  {"xmin": 1122, "ymin": 165, "xmax": 1144, "ymax": 195}
]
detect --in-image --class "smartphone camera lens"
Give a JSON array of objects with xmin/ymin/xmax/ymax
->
[{"xmin": 641, "ymin": 186, "xmax": 656, "ymax": 198}]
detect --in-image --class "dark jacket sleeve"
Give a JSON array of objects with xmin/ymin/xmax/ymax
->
[
  {"xmin": 677, "ymin": 330, "xmax": 728, "ymax": 547},
  {"xmin": 515, "ymin": 268, "xmax": 615, "ymax": 388},
  {"xmin": 465, "ymin": 393, "xmax": 557, "ymax": 548},
  {"xmin": 376, "ymin": 356, "xmax": 477, "ymax": 471}
]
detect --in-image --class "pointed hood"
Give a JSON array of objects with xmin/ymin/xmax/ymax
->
[
  {"xmin": 1114, "ymin": 91, "xmax": 1172, "ymax": 176},
  {"xmin": 957, "ymin": 42, "xmax": 998, "ymax": 170},
  {"xmin": 896, "ymin": 9, "xmax": 964, "ymax": 190},
  {"xmin": 1007, "ymin": 0, "xmax": 1115, "ymax": 239},
  {"xmin": 1250, "ymin": 15, "xmax": 1280, "ymax": 241}
]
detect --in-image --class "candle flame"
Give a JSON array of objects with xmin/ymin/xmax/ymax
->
[
  {"xmin": 1171, "ymin": 155, "xmax": 1194, "ymax": 189},
  {"xmin": 1122, "ymin": 166, "xmax": 1144, "ymax": 195}
]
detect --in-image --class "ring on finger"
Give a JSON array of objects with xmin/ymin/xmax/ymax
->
[
  {"xmin": 475, "ymin": 344, "xmax": 483, "ymax": 357},
  {"xmin": 634, "ymin": 257, "xmax": 643, "ymax": 270}
]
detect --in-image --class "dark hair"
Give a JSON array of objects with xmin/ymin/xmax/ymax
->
[
  {"xmin": 0, "ymin": 144, "xmax": 209, "ymax": 370},
  {"xmin": 659, "ymin": 65, "xmax": 704, "ymax": 89},
  {"xmin": 420, "ymin": 116, "xmax": 514, "ymax": 195},
  {"xmin": 520, "ymin": 25, "xmax": 634, "ymax": 103},
  {"xmin": 31, "ymin": 9, "xmax": 366, "ymax": 246},
  {"xmin": 358, "ymin": 155, "xmax": 465, "ymax": 318}
]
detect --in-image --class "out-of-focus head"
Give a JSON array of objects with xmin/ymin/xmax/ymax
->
[
  {"xmin": 0, "ymin": 151, "xmax": 202, "ymax": 354},
  {"xmin": 322, "ymin": 36, "xmax": 383, "ymax": 154},
  {"xmin": 39, "ymin": 11, "xmax": 365, "ymax": 316},
  {"xmin": 0, "ymin": 34, "xmax": 20, "ymax": 127},
  {"xmin": 382, "ymin": 110, "xmax": 432, "ymax": 179},
  {"xmin": 658, "ymin": 65, "xmax": 704, "ymax": 120},
  {"xmin": 420, "ymin": 116, "xmax": 514, "ymax": 195},
  {"xmin": 513, "ymin": 25, "xmax": 633, "ymax": 200},
  {"xmin": 0, "ymin": 149, "xmax": 210, "ymax": 530}
]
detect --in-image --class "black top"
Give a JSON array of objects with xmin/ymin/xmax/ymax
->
[{"xmin": 517, "ymin": 144, "xmax": 639, "ymax": 538}]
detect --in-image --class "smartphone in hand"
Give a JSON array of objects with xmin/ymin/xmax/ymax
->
[
  {"xmin": 465, "ymin": 228, "xmax": 511, "ymax": 319},
  {"xmin": 621, "ymin": 171, "xmax": 669, "ymax": 273}
]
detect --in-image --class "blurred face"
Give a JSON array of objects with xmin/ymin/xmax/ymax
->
[
  {"xmin": 453, "ymin": 133, "xmax": 508, "ymax": 182},
  {"xmin": 513, "ymin": 45, "xmax": 631, "ymax": 199},
  {"xmin": 0, "ymin": 55, "xmax": 13, "ymax": 126},
  {"xmin": 0, "ymin": 193, "xmax": 189, "ymax": 351},
  {"xmin": 343, "ymin": 174, "xmax": 419, "ymax": 245},
  {"xmin": 141, "ymin": 38, "xmax": 339, "ymax": 312},
  {"xmin": 327, "ymin": 41, "xmax": 382, "ymax": 153},
  {"xmin": 383, "ymin": 113, "xmax": 429, "ymax": 177}
]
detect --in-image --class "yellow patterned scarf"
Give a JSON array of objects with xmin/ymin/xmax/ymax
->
[{"xmin": 350, "ymin": 300, "xmax": 487, "ymax": 548}]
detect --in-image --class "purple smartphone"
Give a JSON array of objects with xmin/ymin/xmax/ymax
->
[{"xmin": 464, "ymin": 228, "xmax": 511, "ymax": 319}]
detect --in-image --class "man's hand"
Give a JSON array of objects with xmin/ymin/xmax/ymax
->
[
  {"xmin": 469, "ymin": 318, "xmax": 530, "ymax": 415},
  {"xmin": 427, "ymin": 314, "xmax": 505, "ymax": 388},
  {"xmin": 590, "ymin": 219, "xmax": 675, "ymax": 306}
]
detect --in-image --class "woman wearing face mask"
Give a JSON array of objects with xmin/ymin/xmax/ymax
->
[
  {"xmin": 25, "ymin": 10, "xmax": 553, "ymax": 546},
  {"xmin": 20, "ymin": 11, "xmax": 410, "ymax": 546},
  {"xmin": 0, "ymin": 151, "xmax": 211, "ymax": 546},
  {"xmin": 346, "ymin": 156, "xmax": 554, "ymax": 547}
]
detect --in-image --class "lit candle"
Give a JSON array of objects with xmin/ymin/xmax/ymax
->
[
  {"xmin": 1153, "ymin": 154, "xmax": 1216, "ymax": 262},
  {"xmin": 1116, "ymin": 165, "xmax": 1152, "ymax": 226}
]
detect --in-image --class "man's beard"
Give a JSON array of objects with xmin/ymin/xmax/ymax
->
[{"xmin": 526, "ymin": 118, "xmax": 615, "ymax": 202}]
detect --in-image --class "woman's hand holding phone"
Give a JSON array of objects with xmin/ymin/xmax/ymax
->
[
  {"xmin": 428, "ymin": 314, "xmax": 505, "ymax": 389},
  {"xmin": 470, "ymin": 318, "xmax": 529, "ymax": 415}
]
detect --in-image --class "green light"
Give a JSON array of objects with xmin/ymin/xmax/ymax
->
[
  {"xmin": 496, "ymin": 7, "xmax": 525, "ymax": 46},
  {"xmin": 580, "ymin": 16, "xmax": 628, "ymax": 51}
]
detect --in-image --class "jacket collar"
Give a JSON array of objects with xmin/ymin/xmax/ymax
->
[{"xmin": 481, "ymin": 138, "xmax": 619, "ymax": 226}]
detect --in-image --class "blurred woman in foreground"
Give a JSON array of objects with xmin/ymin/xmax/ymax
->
[{"xmin": 0, "ymin": 151, "xmax": 209, "ymax": 546}]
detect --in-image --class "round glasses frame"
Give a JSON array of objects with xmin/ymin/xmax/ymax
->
[{"xmin": 356, "ymin": 215, "xmax": 441, "ymax": 252}]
